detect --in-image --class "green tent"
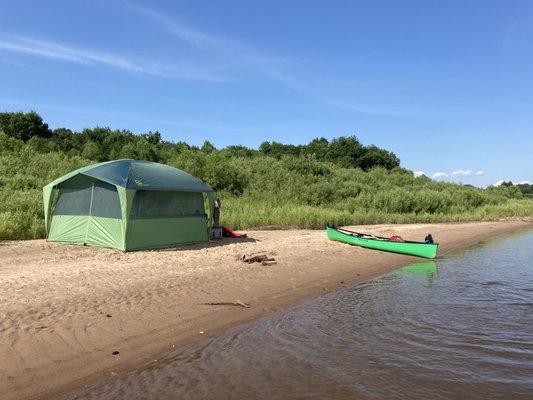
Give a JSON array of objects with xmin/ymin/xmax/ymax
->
[{"xmin": 43, "ymin": 159, "xmax": 215, "ymax": 251}]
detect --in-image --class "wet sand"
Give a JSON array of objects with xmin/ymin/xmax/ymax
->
[{"xmin": 0, "ymin": 220, "xmax": 530, "ymax": 400}]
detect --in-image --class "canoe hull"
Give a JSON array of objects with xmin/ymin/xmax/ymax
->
[{"xmin": 326, "ymin": 227, "xmax": 438, "ymax": 259}]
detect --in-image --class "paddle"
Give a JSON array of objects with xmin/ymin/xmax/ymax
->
[{"xmin": 330, "ymin": 225, "xmax": 387, "ymax": 240}]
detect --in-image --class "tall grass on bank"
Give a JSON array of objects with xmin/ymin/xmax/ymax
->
[
  {"xmin": 221, "ymin": 198, "xmax": 533, "ymax": 229},
  {"xmin": 1, "ymin": 132, "xmax": 531, "ymax": 240}
]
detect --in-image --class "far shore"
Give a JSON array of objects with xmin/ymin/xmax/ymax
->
[{"xmin": 0, "ymin": 220, "xmax": 531, "ymax": 400}]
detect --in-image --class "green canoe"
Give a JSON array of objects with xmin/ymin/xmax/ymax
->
[{"xmin": 326, "ymin": 226, "xmax": 438, "ymax": 259}]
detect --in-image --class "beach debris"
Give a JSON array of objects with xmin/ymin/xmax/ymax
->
[
  {"xmin": 112, "ymin": 351, "xmax": 120, "ymax": 355},
  {"xmin": 106, "ymin": 314, "xmax": 112, "ymax": 318},
  {"xmin": 236, "ymin": 251, "xmax": 277, "ymax": 266},
  {"xmin": 202, "ymin": 301, "xmax": 251, "ymax": 308},
  {"xmin": 199, "ymin": 331, "xmax": 204, "ymax": 334}
]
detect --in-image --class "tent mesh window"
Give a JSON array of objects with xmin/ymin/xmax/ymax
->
[
  {"xmin": 90, "ymin": 182, "xmax": 122, "ymax": 218},
  {"xmin": 130, "ymin": 191, "xmax": 205, "ymax": 219},
  {"xmin": 52, "ymin": 178, "xmax": 121, "ymax": 218},
  {"xmin": 52, "ymin": 186, "xmax": 92, "ymax": 216}
]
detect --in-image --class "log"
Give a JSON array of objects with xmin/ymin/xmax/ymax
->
[
  {"xmin": 237, "ymin": 252, "xmax": 276, "ymax": 265},
  {"xmin": 244, "ymin": 255, "xmax": 268, "ymax": 263}
]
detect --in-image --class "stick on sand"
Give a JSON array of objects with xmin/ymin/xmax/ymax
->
[{"xmin": 202, "ymin": 301, "xmax": 251, "ymax": 308}]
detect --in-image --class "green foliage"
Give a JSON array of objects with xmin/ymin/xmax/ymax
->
[
  {"xmin": 82, "ymin": 140, "xmax": 101, "ymax": 160},
  {"xmin": 487, "ymin": 183, "xmax": 524, "ymax": 199},
  {"xmin": 489, "ymin": 181, "xmax": 533, "ymax": 198},
  {"xmin": 0, "ymin": 139, "xmax": 89, "ymax": 239},
  {"xmin": 1, "ymin": 112, "xmax": 399, "ymax": 170},
  {"xmin": 258, "ymin": 135, "xmax": 399, "ymax": 170},
  {"xmin": 169, "ymin": 150, "xmax": 248, "ymax": 194},
  {"xmin": 0, "ymin": 110, "xmax": 51, "ymax": 141},
  {"xmin": 517, "ymin": 183, "xmax": 533, "ymax": 198},
  {"xmin": 0, "ymin": 111, "xmax": 531, "ymax": 239}
]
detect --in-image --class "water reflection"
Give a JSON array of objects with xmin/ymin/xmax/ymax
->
[{"xmin": 401, "ymin": 261, "xmax": 438, "ymax": 278}]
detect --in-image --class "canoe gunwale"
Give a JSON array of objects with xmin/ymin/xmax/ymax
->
[{"xmin": 330, "ymin": 225, "xmax": 439, "ymax": 245}]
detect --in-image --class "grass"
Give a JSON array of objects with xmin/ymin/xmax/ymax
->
[{"xmin": 221, "ymin": 198, "xmax": 533, "ymax": 230}]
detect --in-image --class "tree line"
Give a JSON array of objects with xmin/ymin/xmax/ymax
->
[{"xmin": 0, "ymin": 111, "xmax": 400, "ymax": 171}]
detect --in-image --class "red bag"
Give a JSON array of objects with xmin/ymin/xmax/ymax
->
[{"xmin": 389, "ymin": 235, "xmax": 405, "ymax": 242}]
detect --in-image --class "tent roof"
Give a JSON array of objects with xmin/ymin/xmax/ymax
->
[{"xmin": 44, "ymin": 159, "xmax": 214, "ymax": 192}]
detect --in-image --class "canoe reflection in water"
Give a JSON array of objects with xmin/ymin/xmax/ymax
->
[{"xmin": 401, "ymin": 261, "xmax": 438, "ymax": 281}]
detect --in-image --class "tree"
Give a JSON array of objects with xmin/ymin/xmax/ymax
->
[
  {"xmin": 82, "ymin": 141, "xmax": 100, "ymax": 160},
  {"xmin": 27, "ymin": 136, "xmax": 58, "ymax": 153},
  {"xmin": 201, "ymin": 140, "xmax": 216, "ymax": 153},
  {"xmin": 142, "ymin": 131, "xmax": 162, "ymax": 145},
  {"xmin": 259, "ymin": 141, "xmax": 272, "ymax": 155},
  {"xmin": 305, "ymin": 137, "xmax": 329, "ymax": 160},
  {"xmin": 224, "ymin": 145, "xmax": 254, "ymax": 158},
  {"xmin": 357, "ymin": 145, "xmax": 400, "ymax": 171},
  {"xmin": 0, "ymin": 111, "xmax": 51, "ymax": 141},
  {"xmin": 327, "ymin": 136, "xmax": 364, "ymax": 168},
  {"xmin": 51, "ymin": 128, "xmax": 75, "ymax": 152},
  {"xmin": 119, "ymin": 138, "xmax": 158, "ymax": 161}
]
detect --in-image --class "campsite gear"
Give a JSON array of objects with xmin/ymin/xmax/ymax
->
[
  {"xmin": 211, "ymin": 227, "xmax": 223, "ymax": 239},
  {"xmin": 43, "ymin": 159, "xmax": 216, "ymax": 251},
  {"xmin": 222, "ymin": 225, "xmax": 247, "ymax": 238},
  {"xmin": 389, "ymin": 235, "xmax": 405, "ymax": 242},
  {"xmin": 425, "ymin": 233, "xmax": 434, "ymax": 244},
  {"xmin": 326, "ymin": 226, "xmax": 438, "ymax": 259},
  {"xmin": 213, "ymin": 198, "xmax": 221, "ymax": 227}
]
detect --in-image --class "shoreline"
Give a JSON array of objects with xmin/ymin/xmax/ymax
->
[{"xmin": 1, "ymin": 221, "xmax": 531, "ymax": 400}]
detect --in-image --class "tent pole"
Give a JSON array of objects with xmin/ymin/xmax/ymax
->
[{"xmin": 84, "ymin": 183, "xmax": 94, "ymax": 245}]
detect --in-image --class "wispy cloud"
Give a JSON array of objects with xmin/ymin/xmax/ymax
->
[
  {"xmin": 0, "ymin": 35, "xmax": 225, "ymax": 81},
  {"xmin": 450, "ymin": 169, "xmax": 485, "ymax": 178},
  {"xmin": 126, "ymin": 2, "xmax": 285, "ymax": 72},
  {"xmin": 124, "ymin": 3, "xmax": 428, "ymax": 118},
  {"xmin": 432, "ymin": 172, "xmax": 448, "ymax": 179},
  {"xmin": 324, "ymin": 98, "xmax": 437, "ymax": 117},
  {"xmin": 413, "ymin": 171, "xmax": 426, "ymax": 177},
  {"xmin": 451, "ymin": 169, "xmax": 472, "ymax": 177}
]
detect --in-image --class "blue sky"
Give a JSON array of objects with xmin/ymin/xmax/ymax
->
[{"xmin": 0, "ymin": 0, "xmax": 531, "ymax": 187}]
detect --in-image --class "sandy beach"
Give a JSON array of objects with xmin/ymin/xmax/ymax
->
[{"xmin": 0, "ymin": 220, "xmax": 531, "ymax": 400}]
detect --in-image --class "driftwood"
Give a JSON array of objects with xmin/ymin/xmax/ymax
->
[
  {"xmin": 202, "ymin": 301, "xmax": 251, "ymax": 308},
  {"xmin": 236, "ymin": 251, "xmax": 276, "ymax": 265}
]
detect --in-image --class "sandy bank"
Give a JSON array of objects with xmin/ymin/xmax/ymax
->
[{"xmin": 0, "ymin": 220, "xmax": 531, "ymax": 400}]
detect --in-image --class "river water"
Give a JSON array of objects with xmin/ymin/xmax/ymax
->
[{"xmin": 73, "ymin": 230, "xmax": 533, "ymax": 400}]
